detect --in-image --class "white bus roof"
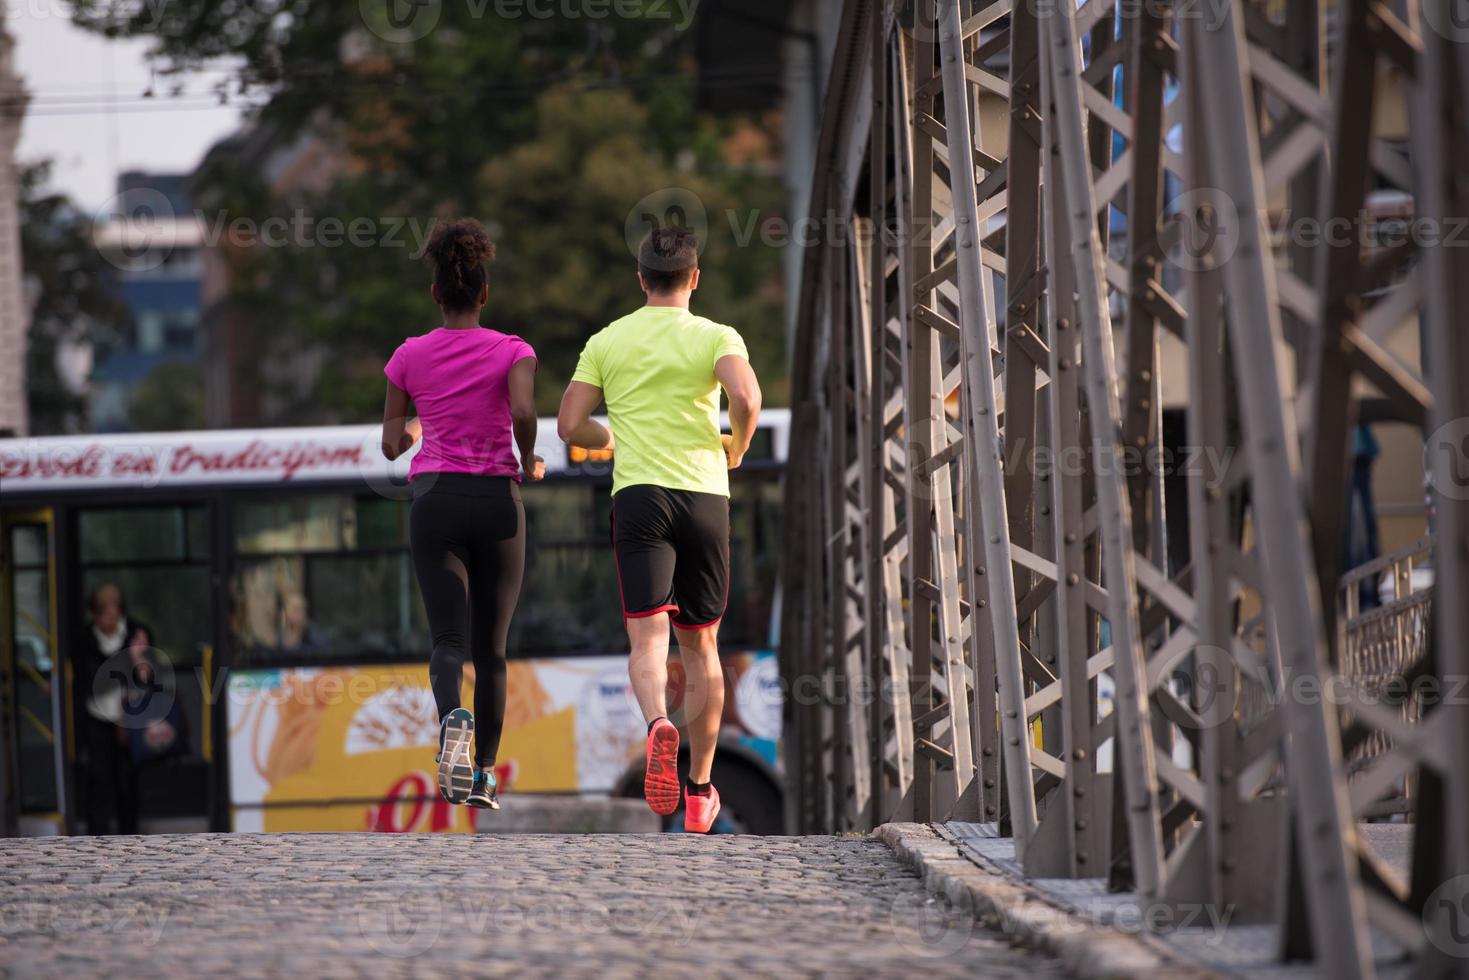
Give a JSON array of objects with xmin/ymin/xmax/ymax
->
[{"xmin": 0, "ymin": 410, "xmax": 790, "ymax": 496}]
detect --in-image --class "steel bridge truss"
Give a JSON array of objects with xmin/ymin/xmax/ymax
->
[{"xmin": 782, "ymin": 1, "xmax": 1469, "ymax": 975}]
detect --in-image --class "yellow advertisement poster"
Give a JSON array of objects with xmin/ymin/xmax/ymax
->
[
  {"xmin": 227, "ymin": 659, "xmax": 639, "ymax": 832},
  {"xmin": 226, "ymin": 652, "xmax": 780, "ymax": 833}
]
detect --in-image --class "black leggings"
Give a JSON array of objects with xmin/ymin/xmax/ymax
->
[{"xmin": 409, "ymin": 474, "xmax": 525, "ymax": 768}]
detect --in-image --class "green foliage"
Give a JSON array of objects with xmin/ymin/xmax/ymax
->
[
  {"xmin": 128, "ymin": 360, "xmax": 207, "ymax": 431},
  {"xmin": 20, "ymin": 162, "xmax": 132, "ymax": 433},
  {"xmin": 73, "ymin": 2, "xmax": 788, "ymax": 425}
]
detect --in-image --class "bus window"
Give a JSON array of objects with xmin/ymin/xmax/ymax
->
[
  {"xmin": 512, "ymin": 477, "xmax": 784, "ymax": 654},
  {"xmin": 227, "ymin": 474, "xmax": 784, "ymax": 665},
  {"xmin": 513, "ymin": 483, "xmax": 622, "ymax": 654},
  {"xmin": 231, "ymin": 494, "xmax": 427, "ymax": 664},
  {"xmin": 77, "ymin": 505, "xmax": 212, "ymax": 671},
  {"xmin": 236, "ymin": 495, "xmax": 361, "ymax": 553},
  {"xmin": 725, "ymin": 478, "xmax": 783, "ymax": 648}
]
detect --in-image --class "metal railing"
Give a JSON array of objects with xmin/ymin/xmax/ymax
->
[{"xmin": 783, "ymin": 2, "xmax": 1469, "ymax": 976}]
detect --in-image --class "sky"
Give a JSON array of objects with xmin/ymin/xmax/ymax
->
[{"xmin": 11, "ymin": 4, "xmax": 247, "ymax": 212}]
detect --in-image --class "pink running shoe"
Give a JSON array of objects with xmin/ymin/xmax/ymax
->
[
  {"xmin": 684, "ymin": 786, "xmax": 721, "ymax": 834},
  {"xmin": 644, "ymin": 718, "xmax": 681, "ymax": 816}
]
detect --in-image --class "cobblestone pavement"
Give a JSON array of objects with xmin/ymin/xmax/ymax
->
[{"xmin": 0, "ymin": 833, "xmax": 1072, "ymax": 978}]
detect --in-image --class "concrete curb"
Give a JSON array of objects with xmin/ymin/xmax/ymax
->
[{"xmin": 874, "ymin": 822, "xmax": 1221, "ymax": 980}]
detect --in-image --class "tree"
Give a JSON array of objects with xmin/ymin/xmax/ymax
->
[
  {"xmin": 128, "ymin": 360, "xmax": 207, "ymax": 431},
  {"xmin": 20, "ymin": 162, "xmax": 132, "ymax": 433},
  {"xmin": 72, "ymin": 2, "xmax": 788, "ymax": 424}
]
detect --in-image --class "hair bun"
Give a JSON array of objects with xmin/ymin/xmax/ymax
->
[{"xmin": 424, "ymin": 218, "xmax": 495, "ymax": 313}]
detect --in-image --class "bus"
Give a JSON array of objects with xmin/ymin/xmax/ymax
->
[{"xmin": 0, "ymin": 411, "xmax": 788, "ymax": 836}]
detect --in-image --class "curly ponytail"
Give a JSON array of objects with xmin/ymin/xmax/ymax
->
[{"xmin": 424, "ymin": 218, "xmax": 495, "ymax": 313}]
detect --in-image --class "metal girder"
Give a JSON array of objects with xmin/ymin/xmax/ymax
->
[
  {"xmin": 1409, "ymin": 15, "xmax": 1469, "ymax": 975},
  {"xmin": 781, "ymin": 1, "xmax": 1467, "ymax": 975},
  {"xmin": 932, "ymin": 0, "xmax": 1038, "ymax": 851},
  {"xmin": 1177, "ymin": 7, "xmax": 1371, "ymax": 974}
]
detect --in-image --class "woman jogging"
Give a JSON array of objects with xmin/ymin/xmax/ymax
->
[{"xmin": 380, "ymin": 218, "xmax": 543, "ymax": 811}]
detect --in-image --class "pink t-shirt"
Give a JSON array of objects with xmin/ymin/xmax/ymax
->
[{"xmin": 384, "ymin": 327, "xmax": 537, "ymax": 481}]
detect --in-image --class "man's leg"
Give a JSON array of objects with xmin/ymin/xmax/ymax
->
[
  {"xmin": 626, "ymin": 613, "xmax": 672, "ymax": 724},
  {"xmin": 674, "ymin": 623, "xmax": 724, "ymax": 784}
]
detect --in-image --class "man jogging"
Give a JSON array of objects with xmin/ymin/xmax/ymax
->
[{"xmin": 557, "ymin": 227, "xmax": 761, "ymax": 833}]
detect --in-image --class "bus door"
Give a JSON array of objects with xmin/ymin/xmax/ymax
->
[{"xmin": 0, "ymin": 509, "xmax": 68, "ymax": 836}]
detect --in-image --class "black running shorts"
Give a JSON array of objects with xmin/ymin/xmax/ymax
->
[{"xmin": 610, "ymin": 484, "xmax": 730, "ymax": 630}]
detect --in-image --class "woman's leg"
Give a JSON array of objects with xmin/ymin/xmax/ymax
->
[
  {"xmin": 466, "ymin": 493, "xmax": 526, "ymax": 769},
  {"xmin": 410, "ymin": 493, "xmax": 473, "ymax": 721}
]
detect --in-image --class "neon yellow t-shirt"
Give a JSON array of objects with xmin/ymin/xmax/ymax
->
[{"xmin": 571, "ymin": 305, "xmax": 749, "ymax": 497}]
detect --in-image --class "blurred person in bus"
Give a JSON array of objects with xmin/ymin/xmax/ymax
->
[
  {"xmin": 276, "ymin": 591, "xmax": 331, "ymax": 656},
  {"xmin": 557, "ymin": 226, "xmax": 762, "ymax": 833},
  {"xmin": 380, "ymin": 218, "xmax": 544, "ymax": 812},
  {"xmin": 74, "ymin": 583, "xmax": 157, "ymax": 835}
]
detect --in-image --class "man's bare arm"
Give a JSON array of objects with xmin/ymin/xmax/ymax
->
[
  {"xmin": 716, "ymin": 355, "xmax": 762, "ymax": 468},
  {"xmin": 557, "ymin": 380, "xmax": 615, "ymax": 450}
]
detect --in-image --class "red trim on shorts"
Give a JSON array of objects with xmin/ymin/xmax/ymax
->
[
  {"xmin": 626, "ymin": 604, "xmax": 680, "ymax": 620},
  {"xmin": 673, "ymin": 615, "xmax": 722, "ymax": 631}
]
